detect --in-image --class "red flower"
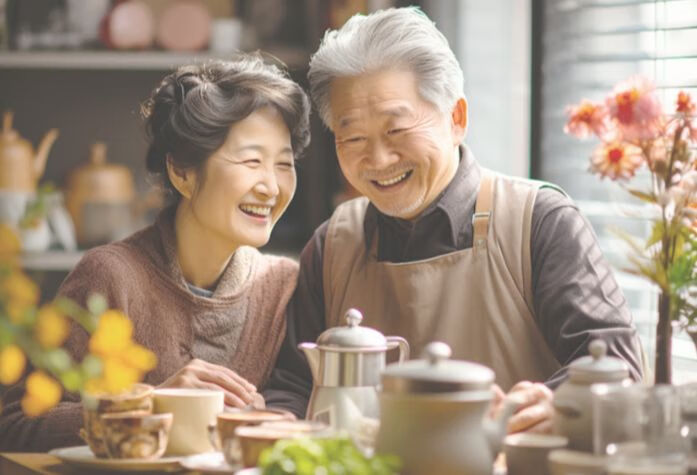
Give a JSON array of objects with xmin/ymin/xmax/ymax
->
[
  {"xmin": 606, "ymin": 76, "xmax": 662, "ymax": 141},
  {"xmin": 590, "ymin": 141, "xmax": 644, "ymax": 181},
  {"xmin": 564, "ymin": 100, "xmax": 608, "ymax": 139}
]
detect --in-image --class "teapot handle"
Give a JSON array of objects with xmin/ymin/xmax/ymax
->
[{"xmin": 386, "ymin": 336, "xmax": 410, "ymax": 363}]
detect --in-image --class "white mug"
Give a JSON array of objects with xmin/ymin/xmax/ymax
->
[{"xmin": 153, "ymin": 388, "xmax": 224, "ymax": 456}]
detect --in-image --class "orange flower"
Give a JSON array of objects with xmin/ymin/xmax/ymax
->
[
  {"xmin": 677, "ymin": 91, "xmax": 696, "ymax": 115},
  {"xmin": 565, "ymin": 100, "xmax": 608, "ymax": 139},
  {"xmin": 590, "ymin": 141, "xmax": 644, "ymax": 181},
  {"xmin": 606, "ymin": 76, "xmax": 662, "ymax": 141}
]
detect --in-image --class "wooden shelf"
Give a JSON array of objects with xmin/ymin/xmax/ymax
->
[
  {"xmin": 21, "ymin": 250, "xmax": 84, "ymax": 271},
  {"xmin": 0, "ymin": 47, "xmax": 310, "ymax": 71}
]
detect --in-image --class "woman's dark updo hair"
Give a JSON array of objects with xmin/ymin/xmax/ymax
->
[{"xmin": 142, "ymin": 54, "xmax": 311, "ymax": 201}]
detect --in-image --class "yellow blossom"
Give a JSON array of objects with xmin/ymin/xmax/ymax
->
[
  {"xmin": 89, "ymin": 310, "xmax": 133, "ymax": 357},
  {"xmin": 0, "ymin": 344, "xmax": 26, "ymax": 385},
  {"xmin": 35, "ymin": 305, "xmax": 70, "ymax": 348},
  {"xmin": 21, "ymin": 371, "xmax": 61, "ymax": 417},
  {"xmin": 102, "ymin": 357, "xmax": 140, "ymax": 394},
  {"xmin": 2, "ymin": 271, "xmax": 39, "ymax": 304},
  {"xmin": 5, "ymin": 299, "xmax": 31, "ymax": 324},
  {"xmin": 1, "ymin": 271, "xmax": 39, "ymax": 323},
  {"xmin": 121, "ymin": 343, "xmax": 157, "ymax": 372}
]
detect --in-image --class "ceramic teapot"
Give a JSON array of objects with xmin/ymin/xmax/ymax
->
[
  {"xmin": 0, "ymin": 111, "xmax": 59, "ymax": 193},
  {"xmin": 65, "ymin": 142, "xmax": 135, "ymax": 247},
  {"xmin": 553, "ymin": 339, "xmax": 632, "ymax": 452},
  {"xmin": 299, "ymin": 308, "xmax": 409, "ymax": 433},
  {"xmin": 375, "ymin": 342, "xmax": 519, "ymax": 475}
]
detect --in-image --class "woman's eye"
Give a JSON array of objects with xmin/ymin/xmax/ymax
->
[
  {"xmin": 244, "ymin": 159, "xmax": 262, "ymax": 166},
  {"xmin": 388, "ymin": 128, "xmax": 405, "ymax": 135},
  {"xmin": 277, "ymin": 162, "xmax": 295, "ymax": 169}
]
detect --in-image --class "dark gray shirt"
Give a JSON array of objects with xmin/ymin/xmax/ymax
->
[{"xmin": 263, "ymin": 149, "xmax": 643, "ymax": 418}]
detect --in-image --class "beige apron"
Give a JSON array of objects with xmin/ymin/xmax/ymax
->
[{"xmin": 322, "ymin": 171, "xmax": 562, "ymax": 390}]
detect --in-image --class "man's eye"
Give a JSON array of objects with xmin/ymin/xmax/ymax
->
[
  {"xmin": 388, "ymin": 128, "xmax": 405, "ymax": 135},
  {"xmin": 345, "ymin": 137, "xmax": 365, "ymax": 144}
]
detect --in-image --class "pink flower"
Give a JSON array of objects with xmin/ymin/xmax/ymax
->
[
  {"xmin": 675, "ymin": 91, "xmax": 697, "ymax": 143},
  {"xmin": 606, "ymin": 76, "xmax": 662, "ymax": 141},
  {"xmin": 564, "ymin": 100, "xmax": 608, "ymax": 139},
  {"xmin": 590, "ymin": 141, "xmax": 644, "ymax": 181}
]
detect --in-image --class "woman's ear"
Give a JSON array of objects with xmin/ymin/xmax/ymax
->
[
  {"xmin": 450, "ymin": 97, "xmax": 468, "ymax": 145},
  {"xmin": 166, "ymin": 155, "xmax": 196, "ymax": 200}
]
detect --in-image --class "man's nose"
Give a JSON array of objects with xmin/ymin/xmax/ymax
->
[{"xmin": 366, "ymin": 139, "xmax": 399, "ymax": 169}]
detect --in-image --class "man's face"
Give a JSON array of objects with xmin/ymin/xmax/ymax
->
[{"xmin": 329, "ymin": 69, "xmax": 464, "ymax": 219}]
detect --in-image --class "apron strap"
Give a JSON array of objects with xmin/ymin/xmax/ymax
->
[{"xmin": 473, "ymin": 173, "xmax": 494, "ymax": 249}]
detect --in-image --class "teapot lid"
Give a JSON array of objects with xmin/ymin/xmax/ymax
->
[
  {"xmin": 315, "ymin": 309, "xmax": 388, "ymax": 350},
  {"xmin": 381, "ymin": 342, "xmax": 494, "ymax": 394},
  {"xmin": 568, "ymin": 339, "xmax": 629, "ymax": 384}
]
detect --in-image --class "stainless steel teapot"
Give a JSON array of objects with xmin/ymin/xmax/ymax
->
[{"xmin": 298, "ymin": 308, "xmax": 409, "ymax": 432}]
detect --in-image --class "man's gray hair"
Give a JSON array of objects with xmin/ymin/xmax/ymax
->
[{"xmin": 308, "ymin": 6, "xmax": 465, "ymax": 129}]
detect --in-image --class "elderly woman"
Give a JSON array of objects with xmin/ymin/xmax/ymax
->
[{"xmin": 0, "ymin": 55, "xmax": 310, "ymax": 451}]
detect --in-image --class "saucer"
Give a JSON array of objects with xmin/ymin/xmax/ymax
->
[
  {"xmin": 49, "ymin": 445, "xmax": 183, "ymax": 472},
  {"xmin": 180, "ymin": 451, "xmax": 240, "ymax": 474}
]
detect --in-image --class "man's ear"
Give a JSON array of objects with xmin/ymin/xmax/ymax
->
[
  {"xmin": 450, "ymin": 97, "xmax": 468, "ymax": 145},
  {"xmin": 166, "ymin": 155, "xmax": 197, "ymax": 200}
]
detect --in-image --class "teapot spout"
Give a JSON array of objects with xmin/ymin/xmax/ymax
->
[
  {"xmin": 34, "ymin": 128, "xmax": 59, "ymax": 182},
  {"xmin": 484, "ymin": 395, "xmax": 519, "ymax": 455},
  {"xmin": 298, "ymin": 342, "xmax": 321, "ymax": 383}
]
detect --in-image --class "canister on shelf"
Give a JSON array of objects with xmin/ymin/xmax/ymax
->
[{"xmin": 65, "ymin": 142, "xmax": 135, "ymax": 247}]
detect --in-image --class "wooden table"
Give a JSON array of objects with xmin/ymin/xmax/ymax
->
[
  {"xmin": 0, "ymin": 453, "xmax": 75, "ymax": 475},
  {"xmin": 0, "ymin": 453, "xmax": 200, "ymax": 474}
]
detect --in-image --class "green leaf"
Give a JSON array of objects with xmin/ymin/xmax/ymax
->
[
  {"xmin": 646, "ymin": 221, "xmax": 665, "ymax": 249},
  {"xmin": 81, "ymin": 354, "xmax": 103, "ymax": 378},
  {"xmin": 60, "ymin": 369, "xmax": 84, "ymax": 392},
  {"xmin": 627, "ymin": 189, "xmax": 657, "ymax": 203},
  {"xmin": 44, "ymin": 348, "xmax": 72, "ymax": 373},
  {"xmin": 86, "ymin": 294, "xmax": 107, "ymax": 318}
]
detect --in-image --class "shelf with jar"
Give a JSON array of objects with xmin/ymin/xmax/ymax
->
[{"xmin": 0, "ymin": 0, "xmax": 315, "ymax": 71}]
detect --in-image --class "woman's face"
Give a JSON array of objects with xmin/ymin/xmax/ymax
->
[{"xmin": 185, "ymin": 106, "xmax": 296, "ymax": 249}]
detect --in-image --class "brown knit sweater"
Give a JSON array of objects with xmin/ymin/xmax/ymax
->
[{"xmin": 0, "ymin": 207, "xmax": 298, "ymax": 452}]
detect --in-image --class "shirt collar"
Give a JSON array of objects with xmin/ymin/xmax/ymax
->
[{"xmin": 364, "ymin": 145, "xmax": 481, "ymax": 246}]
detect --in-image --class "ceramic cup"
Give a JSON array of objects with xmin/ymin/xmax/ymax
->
[
  {"xmin": 81, "ymin": 383, "xmax": 154, "ymax": 458},
  {"xmin": 504, "ymin": 433, "xmax": 568, "ymax": 475},
  {"xmin": 153, "ymin": 388, "xmax": 224, "ymax": 456},
  {"xmin": 235, "ymin": 425, "xmax": 303, "ymax": 468},
  {"xmin": 207, "ymin": 409, "xmax": 291, "ymax": 466},
  {"xmin": 100, "ymin": 411, "xmax": 173, "ymax": 459},
  {"xmin": 548, "ymin": 449, "xmax": 607, "ymax": 475}
]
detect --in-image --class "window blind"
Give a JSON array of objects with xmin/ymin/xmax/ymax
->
[{"xmin": 538, "ymin": 0, "xmax": 697, "ymax": 381}]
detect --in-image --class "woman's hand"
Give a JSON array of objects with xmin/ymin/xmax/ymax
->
[{"xmin": 158, "ymin": 358, "xmax": 258, "ymax": 408}]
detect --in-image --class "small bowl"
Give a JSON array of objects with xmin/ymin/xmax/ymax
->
[
  {"xmin": 100, "ymin": 411, "xmax": 173, "ymax": 459},
  {"xmin": 235, "ymin": 425, "xmax": 301, "ymax": 468},
  {"xmin": 504, "ymin": 433, "xmax": 568, "ymax": 475},
  {"xmin": 209, "ymin": 409, "xmax": 292, "ymax": 466},
  {"xmin": 548, "ymin": 449, "xmax": 607, "ymax": 475},
  {"xmin": 81, "ymin": 383, "xmax": 154, "ymax": 458}
]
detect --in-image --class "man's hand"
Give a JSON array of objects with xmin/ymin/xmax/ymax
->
[
  {"xmin": 490, "ymin": 381, "xmax": 555, "ymax": 434},
  {"xmin": 158, "ymin": 358, "xmax": 258, "ymax": 408}
]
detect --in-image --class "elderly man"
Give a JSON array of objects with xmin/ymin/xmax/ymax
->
[{"xmin": 264, "ymin": 7, "xmax": 643, "ymax": 433}]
